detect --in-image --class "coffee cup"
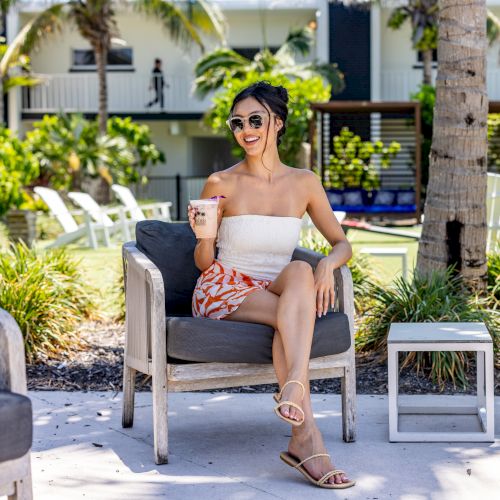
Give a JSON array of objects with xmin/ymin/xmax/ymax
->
[{"xmin": 189, "ymin": 198, "xmax": 219, "ymax": 239}]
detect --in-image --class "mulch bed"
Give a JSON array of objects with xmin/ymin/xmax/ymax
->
[{"xmin": 27, "ymin": 321, "xmax": 500, "ymax": 395}]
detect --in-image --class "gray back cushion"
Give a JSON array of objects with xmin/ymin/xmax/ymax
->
[
  {"xmin": 0, "ymin": 391, "xmax": 32, "ymax": 462},
  {"xmin": 136, "ymin": 221, "xmax": 200, "ymax": 316}
]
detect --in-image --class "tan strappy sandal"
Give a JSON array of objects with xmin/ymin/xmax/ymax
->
[
  {"xmin": 280, "ymin": 451, "xmax": 356, "ymax": 489},
  {"xmin": 273, "ymin": 380, "xmax": 305, "ymax": 426}
]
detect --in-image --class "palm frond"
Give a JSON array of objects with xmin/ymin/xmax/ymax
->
[
  {"xmin": 134, "ymin": 0, "xmax": 204, "ymax": 51},
  {"xmin": 3, "ymin": 74, "xmax": 42, "ymax": 93},
  {"xmin": 193, "ymin": 47, "xmax": 250, "ymax": 97},
  {"xmin": 276, "ymin": 26, "xmax": 314, "ymax": 59},
  {"xmin": 187, "ymin": 0, "xmax": 227, "ymax": 43},
  {"xmin": 2, "ymin": 3, "xmax": 66, "ymax": 74},
  {"xmin": 194, "ymin": 48, "xmax": 250, "ymax": 77},
  {"xmin": 487, "ymin": 9, "xmax": 500, "ymax": 46}
]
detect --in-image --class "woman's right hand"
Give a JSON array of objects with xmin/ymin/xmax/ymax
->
[{"xmin": 187, "ymin": 203, "xmax": 197, "ymax": 234}]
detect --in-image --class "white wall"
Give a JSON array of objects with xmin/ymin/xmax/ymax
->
[{"xmin": 20, "ymin": 7, "xmax": 315, "ymax": 75}]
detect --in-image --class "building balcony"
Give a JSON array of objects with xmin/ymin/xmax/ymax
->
[
  {"xmin": 21, "ymin": 73, "xmax": 212, "ymax": 117},
  {"xmin": 381, "ymin": 68, "xmax": 500, "ymax": 101}
]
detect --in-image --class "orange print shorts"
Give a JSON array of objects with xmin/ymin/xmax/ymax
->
[{"xmin": 192, "ymin": 260, "xmax": 272, "ymax": 320}]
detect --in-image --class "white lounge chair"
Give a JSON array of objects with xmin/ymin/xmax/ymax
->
[
  {"xmin": 67, "ymin": 191, "xmax": 132, "ymax": 243},
  {"xmin": 487, "ymin": 172, "xmax": 499, "ymax": 252},
  {"xmin": 111, "ymin": 184, "xmax": 172, "ymax": 222},
  {"xmin": 34, "ymin": 186, "xmax": 115, "ymax": 249}
]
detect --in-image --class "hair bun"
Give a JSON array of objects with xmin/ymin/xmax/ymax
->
[{"xmin": 276, "ymin": 86, "xmax": 289, "ymax": 104}]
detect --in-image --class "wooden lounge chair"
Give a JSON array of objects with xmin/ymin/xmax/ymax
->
[
  {"xmin": 34, "ymin": 186, "xmax": 115, "ymax": 249},
  {"xmin": 111, "ymin": 184, "xmax": 172, "ymax": 223},
  {"xmin": 0, "ymin": 309, "xmax": 33, "ymax": 500},
  {"xmin": 121, "ymin": 221, "xmax": 356, "ymax": 465},
  {"xmin": 67, "ymin": 191, "xmax": 132, "ymax": 242}
]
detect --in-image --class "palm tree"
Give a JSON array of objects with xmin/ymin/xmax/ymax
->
[
  {"xmin": 193, "ymin": 26, "xmax": 345, "ymax": 98},
  {"xmin": 416, "ymin": 0, "xmax": 488, "ymax": 289},
  {"xmin": 10, "ymin": 0, "xmax": 227, "ymax": 134}
]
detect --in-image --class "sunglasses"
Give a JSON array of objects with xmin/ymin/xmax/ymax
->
[{"xmin": 226, "ymin": 113, "xmax": 274, "ymax": 133}]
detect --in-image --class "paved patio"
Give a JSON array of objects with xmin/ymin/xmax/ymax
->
[{"xmin": 26, "ymin": 392, "xmax": 499, "ymax": 499}]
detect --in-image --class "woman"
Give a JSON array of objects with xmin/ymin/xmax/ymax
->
[{"xmin": 188, "ymin": 81, "xmax": 354, "ymax": 489}]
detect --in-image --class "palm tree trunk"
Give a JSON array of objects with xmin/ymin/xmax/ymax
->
[
  {"xmin": 93, "ymin": 43, "xmax": 110, "ymax": 203},
  {"xmin": 94, "ymin": 44, "xmax": 108, "ymax": 135},
  {"xmin": 422, "ymin": 48, "xmax": 433, "ymax": 85},
  {"xmin": 416, "ymin": 0, "xmax": 488, "ymax": 290}
]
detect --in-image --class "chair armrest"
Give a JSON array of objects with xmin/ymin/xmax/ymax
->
[
  {"xmin": 0, "ymin": 309, "xmax": 28, "ymax": 394},
  {"xmin": 291, "ymin": 246, "xmax": 323, "ymax": 270},
  {"xmin": 122, "ymin": 242, "xmax": 166, "ymax": 375},
  {"xmin": 333, "ymin": 265, "xmax": 355, "ymax": 347}
]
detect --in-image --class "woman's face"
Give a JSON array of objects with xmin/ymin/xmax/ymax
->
[{"xmin": 229, "ymin": 97, "xmax": 282, "ymax": 156}]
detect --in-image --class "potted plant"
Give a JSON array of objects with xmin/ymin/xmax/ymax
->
[
  {"xmin": 0, "ymin": 128, "xmax": 40, "ymax": 246},
  {"xmin": 324, "ymin": 127, "xmax": 401, "ymax": 208}
]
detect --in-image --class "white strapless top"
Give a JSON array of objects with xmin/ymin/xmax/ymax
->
[{"xmin": 216, "ymin": 214, "xmax": 303, "ymax": 281}]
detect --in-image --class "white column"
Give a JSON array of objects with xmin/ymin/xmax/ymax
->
[
  {"xmin": 6, "ymin": 7, "xmax": 20, "ymax": 132},
  {"xmin": 370, "ymin": 4, "xmax": 381, "ymax": 101},
  {"xmin": 315, "ymin": 0, "xmax": 329, "ymax": 64}
]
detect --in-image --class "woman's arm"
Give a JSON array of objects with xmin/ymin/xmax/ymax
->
[
  {"xmin": 304, "ymin": 171, "xmax": 352, "ymax": 317},
  {"xmin": 190, "ymin": 173, "xmax": 226, "ymax": 272}
]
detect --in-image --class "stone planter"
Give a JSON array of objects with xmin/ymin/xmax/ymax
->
[{"xmin": 5, "ymin": 209, "xmax": 37, "ymax": 247}]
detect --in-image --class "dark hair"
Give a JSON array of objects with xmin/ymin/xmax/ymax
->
[
  {"xmin": 154, "ymin": 58, "xmax": 162, "ymax": 65},
  {"xmin": 229, "ymin": 81, "xmax": 289, "ymax": 146}
]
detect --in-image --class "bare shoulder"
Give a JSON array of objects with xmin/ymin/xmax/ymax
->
[
  {"xmin": 201, "ymin": 165, "xmax": 239, "ymax": 197},
  {"xmin": 286, "ymin": 167, "xmax": 320, "ymax": 188}
]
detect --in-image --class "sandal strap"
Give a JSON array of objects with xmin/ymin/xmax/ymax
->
[
  {"xmin": 277, "ymin": 380, "xmax": 305, "ymax": 401},
  {"xmin": 317, "ymin": 470, "xmax": 345, "ymax": 485},
  {"xmin": 294, "ymin": 453, "xmax": 330, "ymax": 469}
]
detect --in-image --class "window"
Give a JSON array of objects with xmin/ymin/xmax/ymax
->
[
  {"xmin": 71, "ymin": 48, "xmax": 133, "ymax": 71},
  {"xmin": 232, "ymin": 47, "xmax": 279, "ymax": 60}
]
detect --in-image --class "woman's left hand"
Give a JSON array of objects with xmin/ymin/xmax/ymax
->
[{"xmin": 313, "ymin": 259, "xmax": 335, "ymax": 318}]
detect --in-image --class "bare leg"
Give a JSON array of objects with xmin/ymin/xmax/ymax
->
[{"xmin": 224, "ymin": 261, "xmax": 351, "ymax": 485}]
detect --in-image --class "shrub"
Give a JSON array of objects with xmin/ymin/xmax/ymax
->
[
  {"xmin": 487, "ymin": 248, "xmax": 500, "ymax": 304},
  {"xmin": 25, "ymin": 114, "xmax": 165, "ymax": 190},
  {"xmin": 356, "ymin": 267, "xmax": 499, "ymax": 388},
  {"xmin": 0, "ymin": 243, "xmax": 96, "ymax": 362},
  {"xmin": 0, "ymin": 128, "xmax": 39, "ymax": 217},
  {"xmin": 324, "ymin": 127, "xmax": 401, "ymax": 190},
  {"xmin": 410, "ymin": 84, "xmax": 435, "ymax": 190},
  {"xmin": 298, "ymin": 228, "xmax": 377, "ymax": 312}
]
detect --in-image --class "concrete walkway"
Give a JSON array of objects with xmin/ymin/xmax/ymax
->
[{"xmin": 26, "ymin": 392, "xmax": 499, "ymax": 500}]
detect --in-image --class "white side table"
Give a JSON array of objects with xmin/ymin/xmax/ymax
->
[
  {"xmin": 388, "ymin": 322, "xmax": 494, "ymax": 442},
  {"xmin": 360, "ymin": 247, "xmax": 408, "ymax": 280}
]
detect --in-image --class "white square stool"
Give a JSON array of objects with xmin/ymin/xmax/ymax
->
[{"xmin": 388, "ymin": 322, "xmax": 494, "ymax": 442}]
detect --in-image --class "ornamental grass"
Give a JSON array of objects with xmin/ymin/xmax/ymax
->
[{"xmin": 0, "ymin": 242, "xmax": 96, "ymax": 362}]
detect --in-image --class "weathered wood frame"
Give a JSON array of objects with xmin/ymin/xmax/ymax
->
[
  {"xmin": 0, "ymin": 309, "xmax": 33, "ymax": 500},
  {"xmin": 121, "ymin": 242, "xmax": 357, "ymax": 465}
]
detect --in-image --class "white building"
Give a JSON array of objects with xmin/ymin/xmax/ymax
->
[{"xmin": 5, "ymin": 0, "xmax": 500, "ymax": 214}]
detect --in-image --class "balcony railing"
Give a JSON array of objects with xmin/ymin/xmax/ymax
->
[
  {"xmin": 23, "ymin": 69, "xmax": 500, "ymax": 115},
  {"xmin": 381, "ymin": 68, "xmax": 500, "ymax": 101},
  {"xmin": 21, "ymin": 73, "xmax": 212, "ymax": 114}
]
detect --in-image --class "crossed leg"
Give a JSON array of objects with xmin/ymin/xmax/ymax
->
[{"xmin": 223, "ymin": 260, "xmax": 351, "ymax": 485}]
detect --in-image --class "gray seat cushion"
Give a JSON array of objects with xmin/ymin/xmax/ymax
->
[
  {"xmin": 167, "ymin": 312, "xmax": 350, "ymax": 363},
  {"xmin": 136, "ymin": 220, "xmax": 200, "ymax": 316},
  {"xmin": 0, "ymin": 391, "xmax": 32, "ymax": 462}
]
